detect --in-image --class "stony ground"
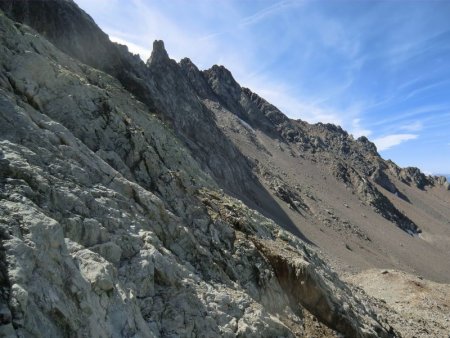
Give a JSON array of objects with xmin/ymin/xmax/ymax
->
[{"xmin": 346, "ymin": 269, "xmax": 450, "ymax": 338}]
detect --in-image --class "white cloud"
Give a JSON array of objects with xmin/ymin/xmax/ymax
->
[
  {"xmin": 239, "ymin": 0, "xmax": 302, "ymax": 27},
  {"xmin": 370, "ymin": 104, "xmax": 446, "ymax": 128},
  {"xmin": 404, "ymin": 79, "xmax": 450, "ymax": 100},
  {"xmin": 350, "ymin": 118, "xmax": 372, "ymax": 138},
  {"xmin": 101, "ymin": 0, "xmax": 226, "ymax": 68},
  {"xmin": 242, "ymin": 77, "xmax": 344, "ymax": 125},
  {"xmin": 399, "ymin": 120, "xmax": 423, "ymax": 132},
  {"xmin": 109, "ymin": 35, "xmax": 151, "ymax": 61},
  {"xmin": 373, "ymin": 134, "xmax": 418, "ymax": 151}
]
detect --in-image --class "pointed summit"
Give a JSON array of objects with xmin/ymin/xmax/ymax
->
[
  {"xmin": 206, "ymin": 65, "xmax": 239, "ymax": 87},
  {"xmin": 179, "ymin": 57, "xmax": 217, "ymax": 99},
  {"xmin": 179, "ymin": 57, "xmax": 199, "ymax": 73},
  {"xmin": 204, "ymin": 64, "xmax": 242, "ymax": 106},
  {"xmin": 147, "ymin": 40, "xmax": 169, "ymax": 65}
]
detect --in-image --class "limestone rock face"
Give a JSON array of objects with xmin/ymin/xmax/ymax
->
[{"xmin": 0, "ymin": 9, "xmax": 396, "ymax": 338}]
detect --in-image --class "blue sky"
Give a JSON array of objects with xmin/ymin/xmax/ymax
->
[{"xmin": 75, "ymin": 0, "xmax": 450, "ymax": 174}]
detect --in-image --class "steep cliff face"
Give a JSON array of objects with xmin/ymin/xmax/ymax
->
[{"xmin": 0, "ymin": 0, "xmax": 155, "ymax": 108}]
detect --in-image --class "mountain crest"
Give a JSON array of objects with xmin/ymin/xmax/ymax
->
[
  {"xmin": 147, "ymin": 39, "xmax": 170, "ymax": 65},
  {"xmin": 205, "ymin": 64, "xmax": 241, "ymax": 88}
]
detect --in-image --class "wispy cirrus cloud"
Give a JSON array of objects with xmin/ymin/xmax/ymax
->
[
  {"xmin": 239, "ymin": 0, "xmax": 302, "ymax": 27},
  {"xmin": 399, "ymin": 121, "xmax": 423, "ymax": 132},
  {"xmin": 404, "ymin": 79, "xmax": 450, "ymax": 100},
  {"xmin": 242, "ymin": 78, "xmax": 344, "ymax": 126},
  {"xmin": 374, "ymin": 134, "xmax": 418, "ymax": 151},
  {"xmin": 109, "ymin": 35, "xmax": 151, "ymax": 60},
  {"xmin": 368, "ymin": 105, "xmax": 447, "ymax": 128},
  {"xmin": 350, "ymin": 118, "xmax": 372, "ymax": 138}
]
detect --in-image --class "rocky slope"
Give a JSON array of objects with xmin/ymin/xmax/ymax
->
[
  {"xmin": 346, "ymin": 269, "xmax": 450, "ymax": 338},
  {"xmin": 0, "ymin": 0, "xmax": 449, "ymax": 337}
]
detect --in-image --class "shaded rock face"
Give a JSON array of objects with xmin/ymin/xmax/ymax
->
[
  {"xmin": 255, "ymin": 242, "xmax": 387, "ymax": 338},
  {"xmin": 0, "ymin": 8, "xmax": 398, "ymax": 338},
  {"xmin": 148, "ymin": 40, "xmax": 169, "ymax": 65},
  {"xmin": 398, "ymin": 167, "xmax": 431, "ymax": 190},
  {"xmin": 371, "ymin": 168, "xmax": 398, "ymax": 194},
  {"xmin": 0, "ymin": 0, "xmax": 154, "ymax": 109},
  {"xmin": 0, "ymin": 0, "xmax": 115, "ymax": 68}
]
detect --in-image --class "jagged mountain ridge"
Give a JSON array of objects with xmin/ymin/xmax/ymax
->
[
  {"xmin": 177, "ymin": 40, "xmax": 450, "ymax": 281},
  {"xmin": 180, "ymin": 60, "xmax": 424, "ymax": 234},
  {"xmin": 186, "ymin": 60, "xmax": 450, "ymax": 281},
  {"xmin": 0, "ymin": 0, "xmax": 449, "ymax": 337}
]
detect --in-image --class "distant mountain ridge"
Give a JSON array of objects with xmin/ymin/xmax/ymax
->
[{"xmin": 437, "ymin": 174, "xmax": 450, "ymax": 180}]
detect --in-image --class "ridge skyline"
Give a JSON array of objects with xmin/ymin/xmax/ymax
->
[{"xmin": 74, "ymin": 0, "xmax": 450, "ymax": 174}]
